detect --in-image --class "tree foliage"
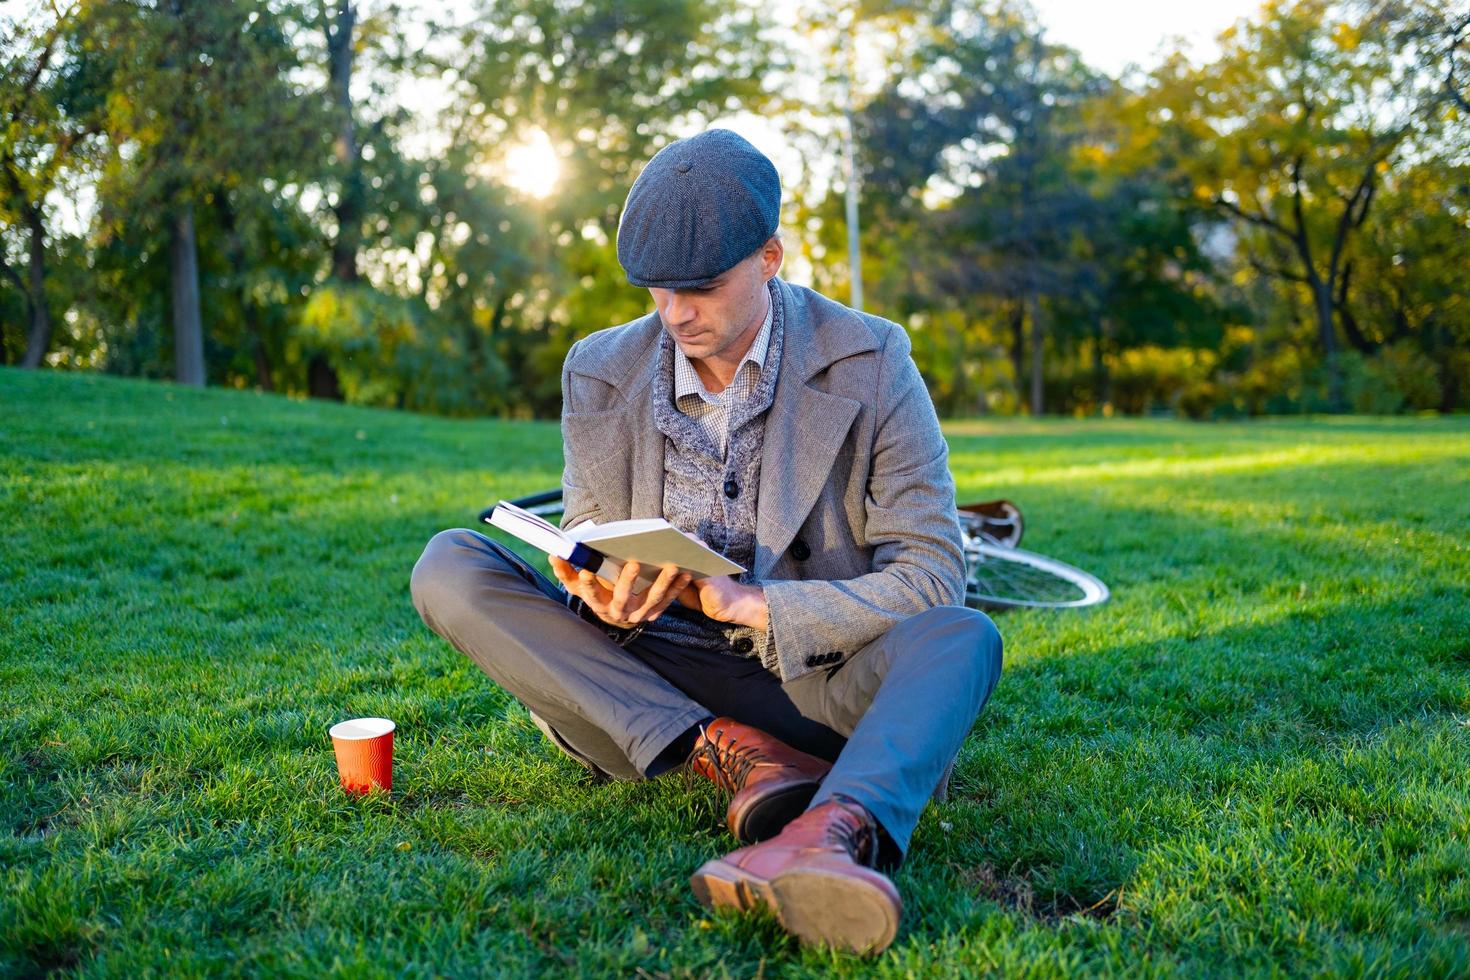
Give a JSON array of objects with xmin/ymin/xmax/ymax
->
[{"xmin": 1, "ymin": 0, "xmax": 1465, "ymax": 417}]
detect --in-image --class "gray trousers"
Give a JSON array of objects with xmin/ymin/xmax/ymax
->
[{"xmin": 410, "ymin": 529, "xmax": 1002, "ymax": 863}]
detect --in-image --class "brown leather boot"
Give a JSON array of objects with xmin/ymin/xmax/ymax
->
[
  {"xmin": 688, "ymin": 717, "xmax": 832, "ymax": 843},
  {"xmin": 689, "ymin": 796, "xmax": 902, "ymax": 954}
]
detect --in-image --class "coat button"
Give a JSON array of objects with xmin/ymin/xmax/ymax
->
[
  {"xmin": 732, "ymin": 637, "xmax": 754, "ymax": 654},
  {"xmin": 826, "ymin": 651, "xmax": 842, "ymax": 663},
  {"xmin": 791, "ymin": 539, "xmax": 811, "ymax": 561},
  {"xmin": 805, "ymin": 655, "xmax": 819, "ymax": 668},
  {"xmin": 723, "ymin": 479, "xmax": 738, "ymax": 499}
]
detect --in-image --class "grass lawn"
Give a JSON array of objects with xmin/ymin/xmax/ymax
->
[{"xmin": 3, "ymin": 367, "xmax": 1469, "ymax": 977}]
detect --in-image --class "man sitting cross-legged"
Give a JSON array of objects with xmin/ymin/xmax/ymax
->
[{"xmin": 411, "ymin": 128, "xmax": 1002, "ymax": 955}]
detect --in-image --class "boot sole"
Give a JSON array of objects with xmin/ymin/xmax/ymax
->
[
  {"xmin": 730, "ymin": 782, "xmax": 821, "ymax": 843},
  {"xmin": 690, "ymin": 858, "xmax": 899, "ymax": 954}
]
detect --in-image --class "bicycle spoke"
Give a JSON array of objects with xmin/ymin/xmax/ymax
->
[
  {"xmin": 970, "ymin": 561, "xmax": 1086, "ymax": 603},
  {"xmin": 963, "ymin": 542, "xmax": 1109, "ymax": 609}
]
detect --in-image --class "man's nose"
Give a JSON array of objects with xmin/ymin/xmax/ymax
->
[{"xmin": 662, "ymin": 291, "xmax": 696, "ymax": 326}]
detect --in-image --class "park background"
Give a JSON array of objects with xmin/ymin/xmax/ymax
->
[
  {"xmin": 4, "ymin": 0, "xmax": 1467, "ymax": 418},
  {"xmin": 5, "ymin": 0, "xmax": 1470, "ymax": 975}
]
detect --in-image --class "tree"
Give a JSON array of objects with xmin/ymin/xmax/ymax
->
[
  {"xmin": 847, "ymin": 0, "xmax": 1104, "ymax": 414},
  {"xmin": 0, "ymin": 3, "xmax": 100, "ymax": 368},
  {"xmin": 88, "ymin": 0, "xmax": 321, "ymax": 387},
  {"xmin": 459, "ymin": 0, "xmax": 772, "ymax": 227},
  {"xmin": 1345, "ymin": 158, "xmax": 1470, "ymax": 410},
  {"xmin": 1148, "ymin": 0, "xmax": 1457, "ymax": 411},
  {"xmin": 447, "ymin": 0, "xmax": 778, "ymax": 415},
  {"xmin": 305, "ymin": 0, "xmax": 363, "ymax": 399},
  {"xmin": 1056, "ymin": 79, "xmax": 1241, "ymax": 415}
]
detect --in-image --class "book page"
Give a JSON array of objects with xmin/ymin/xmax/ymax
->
[{"xmin": 574, "ymin": 525, "xmax": 744, "ymax": 579}]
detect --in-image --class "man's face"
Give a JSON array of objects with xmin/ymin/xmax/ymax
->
[{"xmin": 648, "ymin": 236, "xmax": 783, "ymax": 366}]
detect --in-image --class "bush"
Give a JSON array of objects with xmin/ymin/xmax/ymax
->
[
  {"xmin": 293, "ymin": 282, "xmax": 509, "ymax": 415},
  {"xmin": 1109, "ymin": 345, "xmax": 1220, "ymax": 417},
  {"xmin": 1362, "ymin": 342, "xmax": 1443, "ymax": 412}
]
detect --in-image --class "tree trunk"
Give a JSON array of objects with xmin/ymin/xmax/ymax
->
[
  {"xmin": 1335, "ymin": 259, "xmax": 1375, "ymax": 354},
  {"xmin": 941, "ymin": 315, "xmax": 965, "ymax": 418},
  {"xmin": 19, "ymin": 202, "xmax": 52, "ymax": 369},
  {"xmin": 1090, "ymin": 314, "xmax": 1105, "ymax": 414},
  {"xmin": 308, "ymin": 0, "xmax": 360, "ymax": 401},
  {"xmin": 329, "ymin": 0, "xmax": 361, "ymax": 283},
  {"xmin": 1309, "ymin": 277, "xmax": 1343, "ymax": 412},
  {"xmin": 1437, "ymin": 320, "xmax": 1460, "ymax": 413},
  {"xmin": 170, "ymin": 202, "xmax": 206, "ymax": 386},
  {"xmin": 1008, "ymin": 296, "xmax": 1025, "ymax": 407},
  {"xmin": 1028, "ymin": 293, "xmax": 1043, "ymax": 416},
  {"xmin": 213, "ymin": 193, "xmax": 274, "ymax": 390},
  {"xmin": 308, "ymin": 355, "xmax": 342, "ymax": 400}
]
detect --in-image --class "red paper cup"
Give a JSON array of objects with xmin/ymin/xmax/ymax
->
[{"xmin": 330, "ymin": 717, "xmax": 395, "ymax": 795}]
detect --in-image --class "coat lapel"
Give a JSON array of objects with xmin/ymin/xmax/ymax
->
[
  {"xmin": 562, "ymin": 320, "xmax": 665, "ymax": 523},
  {"xmin": 564, "ymin": 400, "xmax": 664, "ymax": 522},
  {"xmin": 753, "ymin": 380, "xmax": 860, "ymax": 580},
  {"xmin": 752, "ymin": 279, "xmax": 874, "ymax": 580}
]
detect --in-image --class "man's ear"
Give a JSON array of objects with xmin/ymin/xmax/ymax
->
[{"xmin": 760, "ymin": 234, "xmax": 784, "ymax": 280}]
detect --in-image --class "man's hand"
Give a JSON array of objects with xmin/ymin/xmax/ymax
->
[
  {"xmin": 549, "ymin": 555, "xmax": 690, "ymax": 629},
  {"xmin": 676, "ymin": 575, "xmax": 769, "ymax": 632}
]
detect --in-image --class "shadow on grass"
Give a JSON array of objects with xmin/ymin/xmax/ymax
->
[{"xmin": 903, "ymin": 586, "xmax": 1468, "ymax": 935}]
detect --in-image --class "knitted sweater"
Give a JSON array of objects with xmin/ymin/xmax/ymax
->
[{"xmin": 636, "ymin": 281, "xmax": 785, "ymax": 668}]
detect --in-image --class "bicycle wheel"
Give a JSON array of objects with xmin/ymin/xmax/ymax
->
[{"xmin": 963, "ymin": 539, "xmax": 1110, "ymax": 610}]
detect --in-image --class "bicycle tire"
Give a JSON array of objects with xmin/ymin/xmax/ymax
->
[{"xmin": 963, "ymin": 539, "xmax": 1110, "ymax": 610}]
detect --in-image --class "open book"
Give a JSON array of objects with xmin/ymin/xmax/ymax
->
[{"xmin": 485, "ymin": 500, "xmax": 745, "ymax": 591}]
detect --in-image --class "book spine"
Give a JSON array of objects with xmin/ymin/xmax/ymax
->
[{"xmin": 566, "ymin": 542, "xmax": 604, "ymax": 576}]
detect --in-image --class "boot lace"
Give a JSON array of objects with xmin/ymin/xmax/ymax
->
[
  {"xmin": 825, "ymin": 794, "xmax": 879, "ymax": 867},
  {"xmin": 693, "ymin": 723, "xmax": 762, "ymax": 791}
]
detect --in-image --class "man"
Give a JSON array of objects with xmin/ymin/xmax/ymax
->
[{"xmin": 411, "ymin": 129, "xmax": 1002, "ymax": 954}]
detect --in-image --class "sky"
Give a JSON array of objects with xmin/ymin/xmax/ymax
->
[{"xmin": 1029, "ymin": 0, "xmax": 1265, "ymax": 77}]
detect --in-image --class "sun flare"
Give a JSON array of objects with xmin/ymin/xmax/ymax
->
[{"xmin": 502, "ymin": 128, "xmax": 561, "ymax": 199}]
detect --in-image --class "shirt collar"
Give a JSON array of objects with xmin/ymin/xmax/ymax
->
[{"xmin": 672, "ymin": 283, "xmax": 774, "ymax": 400}]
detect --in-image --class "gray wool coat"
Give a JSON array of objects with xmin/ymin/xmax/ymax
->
[{"xmin": 558, "ymin": 276, "xmax": 966, "ymax": 683}]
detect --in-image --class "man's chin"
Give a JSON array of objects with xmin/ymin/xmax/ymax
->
[{"xmin": 672, "ymin": 335, "xmax": 711, "ymax": 357}]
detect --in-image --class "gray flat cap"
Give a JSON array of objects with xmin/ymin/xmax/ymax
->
[{"xmin": 616, "ymin": 129, "xmax": 780, "ymax": 289}]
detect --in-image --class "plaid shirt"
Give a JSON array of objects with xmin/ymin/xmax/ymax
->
[{"xmin": 671, "ymin": 291, "xmax": 774, "ymax": 459}]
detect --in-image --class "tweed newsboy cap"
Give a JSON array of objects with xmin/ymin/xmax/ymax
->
[{"xmin": 616, "ymin": 129, "xmax": 781, "ymax": 289}]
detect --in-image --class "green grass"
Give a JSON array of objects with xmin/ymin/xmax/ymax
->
[{"xmin": 3, "ymin": 367, "xmax": 1469, "ymax": 977}]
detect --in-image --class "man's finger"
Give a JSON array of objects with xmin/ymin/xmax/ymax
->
[
  {"xmin": 647, "ymin": 571, "xmax": 693, "ymax": 619},
  {"xmin": 549, "ymin": 556, "xmax": 575, "ymax": 586},
  {"xmin": 576, "ymin": 567, "xmax": 613, "ymax": 605},
  {"xmin": 553, "ymin": 559, "xmax": 591, "ymax": 600},
  {"xmin": 630, "ymin": 565, "xmax": 684, "ymax": 622},
  {"xmin": 556, "ymin": 562, "xmax": 591, "ymax": 603},
  {"xmin": 671, "ymin": 577, "xmax": 703, "ymax": 610},
  {"xmin": 573, "ymin": 570, "xmax": 634, "ymax": 626},
  {"xmin": 608, "ymin": 560, "xmax": 643, "ymax": 621}
]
